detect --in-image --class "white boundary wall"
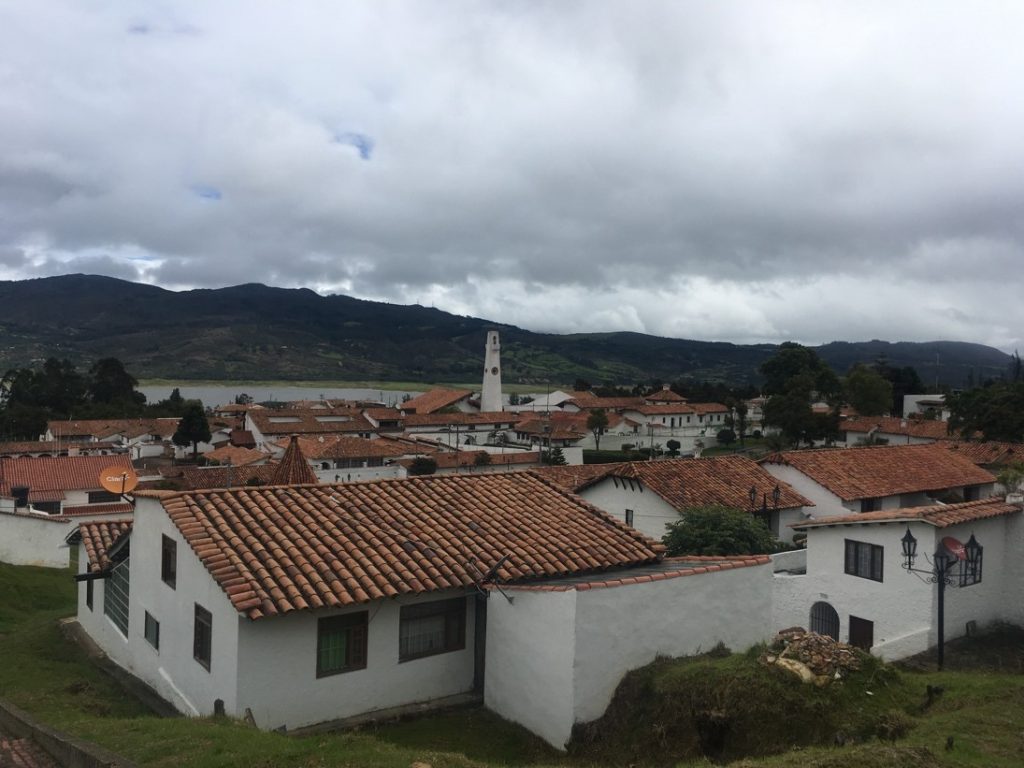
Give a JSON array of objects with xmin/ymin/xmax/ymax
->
[
  {"xmin": 0, "ymin": 510, "xmax": 71, "ymax": 568},
  {"xmin": 486, "ymin": 561, "xmax": 773, "ymax": 749}
]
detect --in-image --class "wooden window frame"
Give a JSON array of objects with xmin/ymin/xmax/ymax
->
[
  {"xmin": 193, "ymin": 604, "xmax": 212, "ymax": 671},
  {"xmin": 144, "ymin": 611, "xmax": 160, "ymax": 650},
  {"xmin": 161, "ymin": 535, "xmax": 177, "ymax": 589},
  {"xmin": 316, "ymin": 612, "xmax": 368, "ymax": 678},
  {"xmin": 844, "ymin": 539, "xmax": 884, "ymax": 582},
  {"xmin": 399, "ymin": 597, "xmax": 466, "ymax": 662},
  {"xmin": 624, "ymin": 508, "xmax": 635, "ymax": 527}
]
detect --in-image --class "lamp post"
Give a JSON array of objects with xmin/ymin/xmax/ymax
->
[
  {"xmin": 749, "ymin": 483, "xmax": 781, "ymax": 531},
  {"xmin": 901, "ymin": 528, "xmax": 983, "ymax": 670}
]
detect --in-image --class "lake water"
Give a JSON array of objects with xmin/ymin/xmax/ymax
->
[{"xmin": 139, "ymin": 385, "xmax": 424, "ymax": 409}]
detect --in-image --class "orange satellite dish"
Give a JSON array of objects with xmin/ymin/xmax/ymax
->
[{"xmin": 99, "ymin": 466, "xmax": 139, "ymax": 495}]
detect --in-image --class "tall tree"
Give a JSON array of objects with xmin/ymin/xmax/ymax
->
[
  {"xmin": 89, "ymin": 357, "xmax": 146, "ymax": 410},
  {"xmin": 947, "ymin": 383, "xmax": 1024, "ymax": 442},
  {"xmin": 760, "ymin": 342, "xmax": 840, "ymax": 400},
  {"xmin": 172, "ymin": 402, "xmax": 212, "ymax": 459},
  {"xmin": 587, "ymin": 408, "xmax": 609, "ymax": 450},
  {"xmin": 844, "ymin": 365, "xmax": 893, "ymax": 416}
]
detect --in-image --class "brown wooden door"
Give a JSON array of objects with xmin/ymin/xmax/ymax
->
[{"xmin": 849, "ymin": 615, "xmax": 874, "ymax": 650}]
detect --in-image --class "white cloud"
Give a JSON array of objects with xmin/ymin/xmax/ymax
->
[{"xmin": 1, "ymin": 1, "xmax": 1022, "ymax": 350}]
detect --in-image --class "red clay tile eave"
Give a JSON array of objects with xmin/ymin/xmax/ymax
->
[
  {"xmin": 154, "ymin": 472, "xmax": 665, "ymax": 620},
  {"xmin": 791, "ymin": 497, "xmax": 1022, "ymax": 530}
]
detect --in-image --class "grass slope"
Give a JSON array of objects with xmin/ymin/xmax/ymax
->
[{"xmin": 2, "ymin": 560, "xmax": 1023, "ymax": 767}]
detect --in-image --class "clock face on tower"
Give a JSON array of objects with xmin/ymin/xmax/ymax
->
[{"xmin": 491, "ymin": 366, "xmax": 499, "ymax": 375}]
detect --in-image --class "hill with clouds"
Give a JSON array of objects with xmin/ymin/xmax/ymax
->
[{"xmin": 0, "ymin": 275, "xmax": 1011, "ymax": 387}]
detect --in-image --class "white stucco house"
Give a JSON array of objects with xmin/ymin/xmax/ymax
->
[
  {"xmin": 0, "ymin": 500, "xmax": 72, "ymax": 568},
  {"xmin": 760, "ymin": 443, "xmax": 996, "ymax": 519},
  {"xmin": 773, "ymin": 497, "xmax": 1024, "ymax": 659},
  {"xmin": 71, "ymin": 472, "xmax": 774, "ymax": 749},
  {"xmin": 536, "ymin": 456, "xmax": 814, "ymax": 543}
]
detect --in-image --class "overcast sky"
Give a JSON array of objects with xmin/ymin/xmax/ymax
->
[{"xmin": 2, "ymin": 2, "xmax": 1022, "ymax": 350}]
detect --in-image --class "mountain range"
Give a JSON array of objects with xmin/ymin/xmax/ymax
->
[{"xmin": 0, "ymin": 274, "xmax": 1011, "ymax": 387}]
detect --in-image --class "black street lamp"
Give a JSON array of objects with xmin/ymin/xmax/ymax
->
[
  {"xmin": 901, "ymin": 527, "xmax": 983, "ymax": 670},
  {"xmin": 749, "ymin": 484, "xmax": 781, "ymax": 530}
]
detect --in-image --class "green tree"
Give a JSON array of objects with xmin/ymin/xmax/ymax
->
[
  {"xmin": 762, "ymin": 386, "xmax": 816, "ymax": 447},
  {"xmin": 716, "ymin": 428, "xmax": 736, "ymax": 447},
  {"xmin": 844, "ymin": 365, "xmax": 893, "ymax": 416},
  {"xmin": 732, "ymin": 401, "xmax": 749, "ymax": 445},
  {"xmin": 587, "ymin": 408, "xmax": 609, "ymax": 450},
  {"xmin": 473, "ymin": 451, "xmax": 492, "ymax": 469},
  {"xmin": 172, "ymin": 402, "xmax": 212, "ymax": 460},
  {"xmin": 407, "ymin": 457, "xmax": 438, "ymax": 476},
  {"xmin": 544, "ymin": 447, "xmax": 568, "ymax": 465},
  {"xmin": 666, "ymin": 439, "xmax": 681, "ymax": 457},
  {"xmin": 662, "ymin": 505, "xmax": 782, "ymax": 556},
  {"xmin": 948, "ymin": 383, "xmax": 1024, "ymax": 441},
  {"xmin": 760, "ymin": 342, "xmax": 840, "ymax": 400},
  {"xmin": 88, "ymin": 357, "xmax": 146, "ymax": 410}
]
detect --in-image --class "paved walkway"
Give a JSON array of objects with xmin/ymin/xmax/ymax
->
[{"xmin": 0, "ymin": 727, "xmax": 57, "ymax": 768}]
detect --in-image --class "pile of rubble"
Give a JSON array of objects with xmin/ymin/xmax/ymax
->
[{"xmin": 760, "ymin": 627, "xmax": 863, "ymax": 685}]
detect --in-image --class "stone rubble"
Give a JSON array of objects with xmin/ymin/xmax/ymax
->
[{"xmin": 760, "ymin": 627, "xmax": 862, "ymax": 685}]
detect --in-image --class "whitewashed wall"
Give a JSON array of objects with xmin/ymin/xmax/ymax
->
[
  {"xmin": 577, "ymin": 480, "xmax": 680, "ymax": 542},
  {"xmin": 762, "ymin": 465, "xmax": 853, "ymax": 517},
  {"xmin": 235, "ymin": 591, "xmax": 477, "ymax": 731},
  {"xmin": 486, "ymin": 562, "xmax": 773, "ymax": 750},
  {"xmin": 77, "ymin": 498, "xmax": 241, "ymax": 717},
  {"xmin": 772, "ymin": 514, "xmax": 1020, "ymax": 660},
  {"xmin": 0, "ymin": 511, "xmax": 71, "ymax": 567},
  {"xmin": 571, "ymin": 564, "xmax": 773, "ymax": 727},
  {"xmin": 485, "ymin": 589, "xmax": 577, "ymax": 750}
]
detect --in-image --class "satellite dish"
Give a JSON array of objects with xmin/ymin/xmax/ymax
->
[
  {"xmin": 99, "ymin": 466, "xmax": 139, "ymax": 495},
  {"xmin": 941, "ymin": 536, "xmax": 966, "ymax": 561}
]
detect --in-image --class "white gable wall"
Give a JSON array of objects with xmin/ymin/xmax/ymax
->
[
  {"xmin": 235, "ymin": 591, "xmax": 477, "ymax": 731},
  {"xmin": 77, "ymin": 497, "xmax": 241, "ymax": 717},
  {"xmin": 577, "ymin": 480, "xmax": 679, "ymax": 542}
]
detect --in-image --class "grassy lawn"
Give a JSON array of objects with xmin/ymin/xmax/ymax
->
[{"xmin": 2, "ymin": 560, "xmax": 1024, "ymax": 767}]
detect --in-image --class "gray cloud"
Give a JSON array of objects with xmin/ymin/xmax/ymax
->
[{"xmin": 1, "ymin": 1, "xmax": 1022, "ymax": 350}]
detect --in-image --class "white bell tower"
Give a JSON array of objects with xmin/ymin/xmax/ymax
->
[{"xmin": 481, "ymin": 330, "xmax": 503, "ymax": 412}]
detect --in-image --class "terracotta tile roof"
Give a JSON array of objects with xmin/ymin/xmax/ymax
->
[
  {"xmin": 180, "ymin": 464, "xmax": 279, "ymax": 490},
  {"xmin": 229, "ymin": 429, "xmax": 256, "ymax": 448},
  {"xmin": 205, "ymin": 445, "xmax": 268, "ymax": 467},
  {"xmin": 514, "ymin": 418, "xmax": 587, "ymax": 441},
  {"xmin": 761, "ymin": 444, "xmax": 996, "ymax": 501},
  {"xmin": 138, "ymin": 472, "xmax": 665, "ymax": 620},
  {"xmin": 76, "ymin": 519, "xmax": 133, "ymax": 573},
  {"xmin": 689, "ymin": 402, "xmax": 730, "ymax": 415},
  {"xmin": 532, "ymin": 463, "xmax": 625, "ymax": 492},
  {"xmin": 793, "ymin": 497, "xmax": 1021, "ymax": 530},
  {"xmin": 644, "ymin": 387, "xmax": 688, "ymax": 404},
  {"xmin": 0, "ymin": 455, "xmax": 134, "ymax": 497},
  {"xmin": 500, "ymin": 555, "xmax": 771, "ymax": 591},
  {"xmin": 47, "ymin": 418, "xmax": 177, "ymax": 440},
  {"xmin": 566, "ymin": 395, "xmax": 646, "ymax": 411},
  {"xmin": 364, "ymin": 407, "xmax": 405, "ymax": 422},
  {"xmin": 937, "ymin": 441, "xmax": 1024, "ymax": 466},
  {"xmin": 400, "ymin": 388, "xmax": 474, "ymax": 415},
  {"xmin": 841, "ymin": 416, "xmax": 955, "ymax": 441},
  {"xmin": 625, "ymin": 403, "xmax": 689, "ymax": 416},
  {"xmin": 61, "ymin": 502, "xmax": 134, "ymax": 517},
  {"xmin": 277, "ymin": 435, "xmax": 408, "ymax": 461},
  {"xmin": 403, "ymin": 412, "xmax": 521, "ymax": 428},
  {"xmin": 592, "ymin": 457, "xmax": 812, "ymax": 512},
  {"xmin": 248, "ymin": 408, "xmax": 374, "ymax": 436},
  {"xmin": 271, "ymin": 436, "xmax": 320, "ymax": 485},
  {"xmin": 399, "ymin": 450, "xmax": 543, "ymax": 470},
  {"xmin": 216, "ymin": 403, "xmax": 265, "ymax": 413}
]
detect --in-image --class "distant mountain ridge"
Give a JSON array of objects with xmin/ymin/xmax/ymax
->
[{"xmin": 0, "ymin": 274, "xmax": 1011, "ymax": 387}]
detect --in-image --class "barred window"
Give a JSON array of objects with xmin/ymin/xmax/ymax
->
[
  {"xmin": 399, "ymin": 597, "xmax": 466, "ymax": 661},
  {"xmin": 844, "ymin": 540, "xmax": 883, "ymax": 582}
]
